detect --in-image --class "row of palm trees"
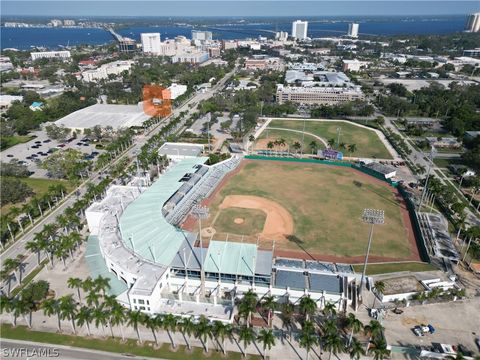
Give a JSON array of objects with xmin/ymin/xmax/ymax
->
[
  {"xmin": 1, "ymin": 184, "xmax": 67, "ymax": 247},
  {"xmin": 236, "ymin": 289, "xmax": 390, "ymax": 360},
  {"xmin": 261, "ymin": 137, "xmax": 358, "ymax": 156},
  {"xmin": 1, "ymin": 274, "xmax": 390, "ymax": 360}
]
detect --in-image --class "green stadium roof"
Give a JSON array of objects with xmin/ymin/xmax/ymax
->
[
  {"xmin": 85, "ymin": 235, "xmax": 128, "ymax": 296},
  {"xmin": 119, "ymin": 157, "xmax": 208, "ymax": 266},
  {"xmin": 203, "ymin": 241, "xmax": 258, "ymax": 277}
]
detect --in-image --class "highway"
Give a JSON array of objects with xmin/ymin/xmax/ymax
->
[
  {"xmin": 0, "ymin": 67, "xmax": 235, "ymax": 294},
  {"xmin": 1, "ymin": 339, "xmax": 163, "ymax": 360}
]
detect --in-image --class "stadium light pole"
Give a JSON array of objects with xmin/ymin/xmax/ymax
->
[
  {"xmin": 192, "ymin": 204, "xmax": 209, "ymax": 298},
  {"xmin": 359, "ymin": 209, "xmax": 385, "ymax": 299},
  {"xmin": 418, "ymin": 146, "xmax": 436, "ymax": 210}
]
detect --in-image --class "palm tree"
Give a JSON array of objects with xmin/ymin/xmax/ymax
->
[
  {"xmin": 127, "ymin": 310, "xmax": 145, "ymax": 343},
  {"xmin": 348, "ymin": 144, "xmax": 357, "ymax": 154},
  {"xmin": 369, "ymin": 338, "xmax": 390, "ymax": 360},
  {"xmin": 26, "ymin": 238, "xmax": 43, "ymax": 266},
  {"xmin": 163, "ymin": 313, "xmax": 178, "ymax": 349},
  {"xmin": 86, "ymin": 291, "xmax": 100, "ymax": 309},
  {"xmin": 299, "ymin": 295, "xmax": 317, "ymax": 322},
  {"xmin": 299, "ymin": 327, "xmax": 319, "ymax": 360},
  {"xmin": 267, "ymin": 141, "xmax": 274, "ymax": 156},
  {"xmin": 179, "ymin": 316, "xmax": 195, "ymax": 350},
  {"xmin": 260, "ymin": 295, "xmax": 276, "ymax": 327},
  {"xmin": 364, "ymin": 320, "xmax": 384, "ymax": 352},
  {"xmin": 110, "ymin": 303, "xmax": 127, "ymax": 341},
  {"xmin": 345, "ymin": 313, "xmax": 363, "ymax": 346},
  {"xmin": 42, "ymin": 298, "xmax": 61, "ymax": 332},
  {"xmin": 292, "ymin": 141, "xmax": 302, "ymax": 154},
  {"xmin": 373, "ymin": 281, "xmax": 385, "ymax": 308},
  {"xmin": 76, "ymin": 306, "xmax": 93, "ymax": 336},
  {"xmin": 93, "ymin": 305, "xmax": 109, "ymax": 336},
  {"xmin": 238, "ymin": 325, "xmax": 255, "ymax": 358},
  {"xmin": 9, "ymin": 207, "xmax": 24, "ymax": 233},
  {"xmin": 22, "ymin": 203, "xmax": 34, "ymax": 227},
  {"xmin": 280, "ymin": 301, "xmax": 294, "ymax": 339},
  {"xmin": 323, "ymin": 330, "xmax": 345, "ymax": 360},
  {"xmin": 309, "ymin": 141, "xmax": 318, "ymax": 154},
  {"xmin": 144, "ymin": 315, "xmax": 160, "ymax": 346},
  {"xmin": 195, "ymin": 315, "xmax": 212, "ymax": 353},
  {"xmin": 323, "ymin": 302, "xmax": 337, "ymax": 319},
  {"xmin": 328, "ymin": 138, "xmax": 335, "ymax": 148},
  {"xmin": 67, "ymin": 278, "xmax": 83, "ymax": 302},
  {"xmin": 0, "ymin": 295, "xmax": 16, "ymax": 326},
  {"xmin": 3, "ymin": 256, "xmax": 22, "ymax": 285},
  {"xmin": 212, "ymin": 320, "xmax": 228, "ymax": 353},
  {"xmin": 349, "ymin": 337, "xmax": 366, "ymax": 360},
  {"xmin": 257, "ymin": 328, "xmax": 275, "ymax": 359},
  {"xmin": 239, "ymin": 290, "xmax": 258, "ymax": 327},
  {"xmin": 59, "ymin": 295, "xmax": 77, "ymax": 334},
  {"xmin": 339, "ymin": 142, "xmax": 347, "ymax": 150},
  {"xmin": 94, "ymin": 276, "xmax": 111, "ymax": 296}
]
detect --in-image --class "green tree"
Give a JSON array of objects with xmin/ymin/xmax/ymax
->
[
  {"xmin": 299, "ymin": 295, "xmax": 317, "ymax": 322},
  {"xmin": 127, "ymin": 310, "xmax": 145, "ymax": 343},
  {"xmin": 237, "ymin": 325, "xmax": 256, "ymax": 358},
  {"xmin": 257, "ymin": 327, "xmax": 276, "ymax": 359}
]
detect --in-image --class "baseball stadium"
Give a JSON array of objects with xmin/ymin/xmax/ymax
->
[
  {"xmin": 84, "ymin": 135, "xmax": 426, "ymax": 321},
  {"xmin": 183, "ymin": 157, "xmax": 420, "ymax": 264}
]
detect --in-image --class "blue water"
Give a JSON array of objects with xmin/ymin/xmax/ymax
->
[{"xmin": 1, "ymin": 16, "xmax": 468, "ymax": 50}]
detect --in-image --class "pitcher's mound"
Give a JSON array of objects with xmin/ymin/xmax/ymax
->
[{"xmin": 234, "ymin": 218, "xmax": 245, "ymax": 224}]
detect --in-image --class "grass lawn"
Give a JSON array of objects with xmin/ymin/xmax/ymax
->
[
  {"xmin": 433, "ymin": 157, "xmax": 464, "ymax": 168},
  {"xmin": 352, "ymin": 262, "xmax": 436, "ymax": 275},
  {"xmin": 267, "ymin": 119, "xmax": 392, "ymax": 159},
  {"xmin": 255, "ymin": 128, "xmax": 326, "ymax": 153},
  {"xmin": 0, "ymin": 135, "xmax": 35, "ymax": 150},
  {"xmin": 1, "ymin": 177, "xmax": 75, "ymax": 214},
  {"xmin": 0, "ymin": 324, "xmax": 257, "ymax": 360},
  {"xmin": 206, "ymin": 160, "xmax": 413, "ymax": 260},
  {"xmin": 214, "ymin": 208, "xmax": 267, "ymax": 236}
]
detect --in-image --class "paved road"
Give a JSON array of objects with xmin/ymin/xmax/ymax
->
[
  {"xmin": 0, "ymin": 68, "xmax": 235, "ymax": 294},
  {"xmin": 383, "ymin": 116, "xmax": 479, "ymax": 225},
  {"xmin": 1, "ymin": 339, "xmax": 162, "ymax": 360}
]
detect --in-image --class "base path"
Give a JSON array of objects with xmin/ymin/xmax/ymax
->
[{"xmin": 219, "ymin": 195, "xmax": 294, "ymax": 240}]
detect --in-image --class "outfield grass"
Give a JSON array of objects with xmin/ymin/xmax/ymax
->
[
  {"xmin": 267, "ymin": 119, "xmax": 392, "ymax": 159},
  {"xmin": 0, "ymin": 324, "xmax": 256, "ymax": 360},
  {"xmin": 256, "ymin": 128, "xmax": 326, "ymax": 153},
  {"xmin": 214, "ymin": 208, "xmax": 267, "ymax": 236},
  {"xmin": 206, "ymin": 161, "xmax": 413, "ymax": 260},
  {"xmin": 1, "ymin": 177, "xmax": 75, "ymax": 214},
  {"xmin": 352, "ymin": 262, "xmax": 436, "ymax": 275},
  {"xmin": 0, "ymin": 135, "xmax": 35, "ymax": 150}
]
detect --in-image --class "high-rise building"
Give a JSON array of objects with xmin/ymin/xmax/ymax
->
[
  {"xmin": 191, "ymin": 30, "xmax": 213, "ymax": 41},
  {"xmin": 465, "ymin": 13, "xmax": 480, "ymax": 33},
  {"xmin": 141, "ymin": 33, "xmax": 162, "ymax": 55},
  {"xmin": 292, "ymin": 20, "xmax": 308, "ymax": 40},
  {"xmin": 347, "ymin": 23, "xmax": 359, "ymax": 38}
]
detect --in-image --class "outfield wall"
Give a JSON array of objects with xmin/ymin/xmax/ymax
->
[{"xmin": 244, "ymin": 155, "xmax": 430, "ymax": 263}]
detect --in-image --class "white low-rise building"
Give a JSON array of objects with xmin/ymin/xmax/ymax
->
[
  {"xmin": 342, "ymin": 59, "xmax": 369, "ymax": 72},
  {"xmin": 31, "ymin": 50, "xmax": 71, "ymax": 61},
  {"xmin": 167, "ymin": 83, "xmax": 188, "ymax": 99},
  {"xmin": 82, "ymin": 60, "xmax": 134, "ymax": 82},
  {"xmin": 276, "ymin": 84, "xmax": 364, "ymax": 105}
]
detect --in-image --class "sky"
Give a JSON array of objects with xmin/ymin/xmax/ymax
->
[{"xmin": 1, "ymin": 0, "xmax": 479, "ymax": 17}]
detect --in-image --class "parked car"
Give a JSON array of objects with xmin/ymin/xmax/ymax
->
[
  {"xmin": 6, "ymin": 154, "xmax": 13, "ymax": 157},
  {"xmin": 76, "ymin": 142, "xmax": 83, "ymax": 146},
  {"xmin": 35, "ymin": 140, "xmax": 41, "ymax": 144},
  {"xmin": 43, "ymin": 139, "xmax": 51, "ymax": 143},
  {"xmin": 57, "ymin": 144, "xmax": 66, "ymax": 148}
]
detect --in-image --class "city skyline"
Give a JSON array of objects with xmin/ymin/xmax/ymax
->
[{"xmin": 1, "ymin": 1, "xmax": 479, "ymax": 17}]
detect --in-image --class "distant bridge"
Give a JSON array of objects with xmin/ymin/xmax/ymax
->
[{"xmin": 106, "ymin": 27, "xmax": 124, "ymax": 42}]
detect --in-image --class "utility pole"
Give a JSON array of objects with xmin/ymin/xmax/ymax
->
[
  {"xmin": 192, "ymin": 204, "xmax": 209, "ymax": 298},
  {"xmin": 359, "ymin": 209, "xmax": 385, "ymax": 299},
  {"xmin": 336, "ymin": 127, "xmax": 342, "ymax": 148}
]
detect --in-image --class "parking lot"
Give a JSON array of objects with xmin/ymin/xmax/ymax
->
[
  {"xmin": 0, "ymin": 129, "xmax": 103, "ymax": 178},
  {"xmin": 383, "ymin": 298, "xmax": 480, "ymax": 356}
]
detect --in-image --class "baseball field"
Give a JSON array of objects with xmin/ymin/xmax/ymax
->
[
  {"xmin": 199, "ymin": 159, "xmax": 419, "ymax": 263},
  {"xmin": 262, "ymin": 119, "xmax": 393, "ymax": 159}
]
